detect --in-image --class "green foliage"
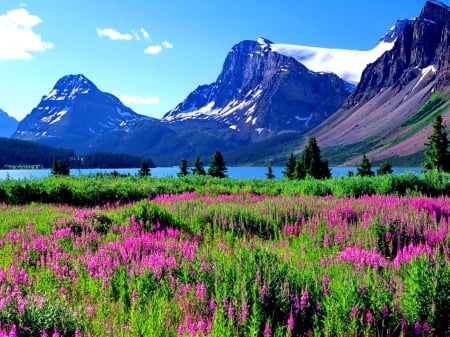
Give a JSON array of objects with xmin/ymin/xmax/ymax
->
[
  {"xmin": 402, "ymin": 93, "xmax": 447, "ymax": 128},
  {"xmin": 0, "ymin": 137, "xmax": 74, "ymax": 168},
  {"xmin": 51, "ymin": 159, "xmax": 70, "ymax": 176},
  {"xmin": 138, "ymin": 160, "xmax": 151, "ymax": 177},
  {"xmin": 283, "ymin": 153, "xmax": 296, "ymax": 179},
  {"xmin": 423, "ymin": 114, "xmax": 450, "ymax": 172},
  {"xmin": 72, "ymin": 152, "xmax": 154, "ymax": 169},
  {"xmin": 377, "ymin": 161, "xmax": 393, "ymax": 175},
  {"xmin": 266, "ymin": 164, "xmax": 275, "ymax": 180},
  {"xmin": 192, "ymin": 155, "xmax": 206, "ymax": 176},
  {"xmin": 178, "ymin": 158, "xmax": 189, "ymax": 177},
  {"xmin": 296, "ymin": 137, "xmax": 330, "ymax": 179},
  {"xmin": 207, "ymin": 150, "xmax": 228, "ymax": 178},
  {"xmin": 357, "ymin": 154, "xmax": 374, "ymax": 177}
]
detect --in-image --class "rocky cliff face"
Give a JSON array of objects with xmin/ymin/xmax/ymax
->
[
  {"xmin": 163, "ymin": 38, "xmax": 351, "ymax": 141},
  {"xmin": 13, "ymin": 74, "xmax": 151, "ymax": 149},
  {"xmin": 345, "ymin": 0, "xmax": 450, "ymax": 107}
]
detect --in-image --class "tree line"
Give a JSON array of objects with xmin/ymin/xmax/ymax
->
[
  {"xmin": 53, "ymin": 114, "xmax": 450, "ymax": 177},
  {"xmin": 282, "ymin": 114, "xmax": 449, "ymax": 180}
]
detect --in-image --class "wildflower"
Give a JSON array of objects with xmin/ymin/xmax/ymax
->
[
  {"xmin": 323, "ymin": 275, "xmax": 330, "ymax": 296},
  {"xmin": 287, "ymin": 308, "xmax": 294, "ymax": 333},
  {"xmin": 131, "ymin": 288, "xmax": 138, "ymax": 301},
  {"xmin": 300, "ymin": 289, "xmax": 309, "ymax": 310},
  {"xmin": 227, "ymin": 302, "xmax": 234, "ymax": 320},
  {"xmin": 209, "ymin": 297, "xmax": 216, "ymax": 313},
  {"xmin": 413, "ymin": 320, "xmax": 422, "ymax": 336},
  {"xmin": 366, "ymin": 311, "xmax": 374, "ymax": 325},
  {"xmin": 350, "ymin": 306, "xmax": 358, "ymax": 319},
  {"xmin": 195, "ymin": 282, "xmax": 206, "ymax": 301},
  {"xmin": 423, "ymin": 321, "xmax": 430, "ymax": 333},
  {"xmin": 239, "ymin": 301, "xmax": 248, "ymax": 323},
  {"xmin": 263, "ymin": 322, "xmax": 272, "ymax": 337},
  {"xmin": 9, "ymin": 325, "xmax": 17, "ymax": 337},
  {"xmin": 382, "ymin": 305, "xmax": 389, "ymax": 319}
]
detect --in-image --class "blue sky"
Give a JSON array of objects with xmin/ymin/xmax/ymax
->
[{"xmin": 0, "ymin": 0, "xmax": 443, "ymax": 121}]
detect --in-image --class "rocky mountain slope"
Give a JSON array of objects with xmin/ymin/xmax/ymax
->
[
  {"xmin": 12, "ymin": 74, "xmax": 152, "ymax": 150},
  {"xmin": 0, "ymin": 108, "xmax": 18, "ymax": 137},
  {"xmin": 161, "ymin": 34, "xmax": 398, "ymax": 142},
  {"xmin": 310, "ymin": 0, "xmax": 450, "ymax": 166}
]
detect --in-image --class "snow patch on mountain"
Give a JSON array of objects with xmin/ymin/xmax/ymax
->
[{"xmin": 270, "ymin": 40, "xmax": 396, "ymax": 84}]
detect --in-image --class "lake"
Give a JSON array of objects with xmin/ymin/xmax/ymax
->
[{"xmin": 0, "ymin": 166, "xmax": 422, "ymax": 181}]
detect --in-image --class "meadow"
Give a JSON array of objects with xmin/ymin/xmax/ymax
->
[{"xmin": 0, "ymin": 173, "xmax": 449, "ymax": 336}]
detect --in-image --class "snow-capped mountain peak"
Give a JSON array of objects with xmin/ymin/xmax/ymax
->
[
  {"xmin": 379, "ymin": 19, "xmax": 414, "ymax": 43},
  {"xmin": 45, "ymin": 74, "xmax": 97, "ymax": 101},
  {"xmin": 13, "ymin": 74, "xmax": 151, "ymax": 146}
]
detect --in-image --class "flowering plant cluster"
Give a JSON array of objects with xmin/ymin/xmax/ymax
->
[{"xmin": 0, "ymin": 192, "xmax": 448, "ymax": 336}]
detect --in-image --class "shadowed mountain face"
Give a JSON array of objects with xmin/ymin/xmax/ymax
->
[
  {"xmin": 345, "ymin": 0, "xmax": 450, "ymax": 108},
  {"xmin": 0, "ymin": 108, "xmax": 18, "ymax": 137},
  {"xmin": 12, "ymin": 74, "xmax": 152, "ymax": 149},
  {"xmin": 312, "ymin": 0, "xmax": 450, "ymax": 165},
  {"xmin": 162, "ymin": 39, "xmax": 351, "ymax": 142}
]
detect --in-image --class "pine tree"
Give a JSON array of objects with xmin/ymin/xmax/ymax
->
[
  {"xmin": 266, "ymin": 163, "xmax": 275, "ymax": 180},
  {"xmin": 178, "ymin": 158, "xmax": 189, "ymax": 177},
  {"xmin": 192, "ymin": 155, "xmax": 206, "ymax": 176},
  {"xmin": 357, "ymin": 154, "xmax": 374, "ymax": 177},
  {"xmin": 296, "ymin": 137, "xmax": 331, "ymax": 179},
  {"xmin": 207, "ymin": 150, "xmax": 227, "ymax": 178},
  {"xmin": 377, "ymin": 161, "xmax": 393, "ymax": 175},
  {"xmin": 51, "ymin": 159, "xmax": 70, "ymax": 176},
  {"xmin": 138, "ymin": 160, "xmax": 150, "ymax": 176},
  {"xmin": 283, "ymin": 153, "xmax": 296, "ymax": 179},
  {"xmin": 423, "ymin": 114, "xmax": 449, "ymax": 172}
]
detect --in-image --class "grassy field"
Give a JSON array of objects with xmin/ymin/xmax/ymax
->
[{"xmin": 0, "ymin": 174, "xmax": 449, "ymax": 336}]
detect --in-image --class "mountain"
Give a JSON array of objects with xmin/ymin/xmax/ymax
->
[
  {"xmin": 12, "ymin": 74, "xmax": 152, "ymax": 150},
  {"xmin": 266, "ymin": 20, "xmax": 407, "ymax": 85},
  {"xmin": 310, "ymin": 0, "xmax": 450, "ymax": 165},
  {"xmin": 162, "ymin": 38, "xmax": 352, "ymax": 142},
  {"xmin": 0, "ymin": 108, "xmax": 18, "ymax": 137}
]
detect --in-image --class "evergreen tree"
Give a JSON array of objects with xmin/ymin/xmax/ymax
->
[
  {"xmin": 207, "ymin": 150, "xmax": 227, "ymax": 178},
  {"xmin": 283, "ymin": 153, "xmax": 296, "ymax": 179},
  {"xmin": 377, "ymin": 161, "xmax": 393, "ymax": 175},
  {"xmin": 192, "ymin": 155, "xmax": 206, "ymax": 176},
  {"xmin": 51, "ymin": 159, "xmax": 70, "ymax": 176},
  {"xmin": 294, "ymin": 159, "xmax": 306, "ymax": 180},
  {"xmin": 178, "ymin": 158, "xmax": 189, "ymax": 177},
  {"xmin": 357, "ymin": 154, "xmax": 374, "ymax": 177},
  {"xmin": 266, "ymin": 163, "xmax": 275, "ymax": 180},
  {"xmin": 138, "ymin": 160, "xmax": 150, "ymax": 176},
  {"xmin": 423, "ymin": 114, "xmax": 449, "ymax": 172},
  {"xmin": 296, "ymin": 137, "xmax": 331, "ymax": 179}
]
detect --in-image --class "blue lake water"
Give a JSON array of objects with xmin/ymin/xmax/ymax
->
[{"xmin": 0, "ymin": 166, "xmax": 422, "ymax": 181}]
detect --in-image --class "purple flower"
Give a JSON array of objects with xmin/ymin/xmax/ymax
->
[
  {"xmin": 350, "ymin": 305, "xmax": 358, "ymax": 319},
  {"xmin": 287, "ymin": 309, "xmax": 294, "ymax": 332},
  {"xmin": 263, "ymin": 322, "xmax": 272, "ymax": 337}
]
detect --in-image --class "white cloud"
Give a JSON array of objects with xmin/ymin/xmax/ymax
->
[
  {"xmin": 0, "ymin": 8, "xmax": 53, "ymax": 60},
  {"xmin": 144, "ymin": 45, "xmax": 163, "ymax": 54},
  {"xmin": 140, "ymin": 28, "xmax": 151, "ymax": 41},
  {"xmin": 119, "ymin": 95, "xmax": 160, "ymax": 105},
  {"xmin": 162, "ymin": 41, "xmax": 173, "ymax": 49},
  {"xmin": 97, "ymin": 28, "xmax": 133, "ymax": 41}
]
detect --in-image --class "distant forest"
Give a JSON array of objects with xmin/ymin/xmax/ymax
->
[{"xmin": 0, "ymin": 137, "xmax": 153, "ymax": 169}]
